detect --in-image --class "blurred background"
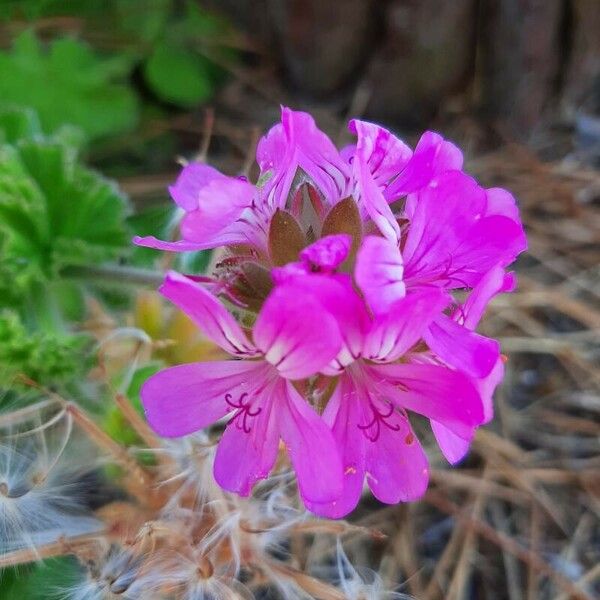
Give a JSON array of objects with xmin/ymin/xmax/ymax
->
[{"xmin": 0, "ymin": 1, "xmax": 598, "ymax": 599}]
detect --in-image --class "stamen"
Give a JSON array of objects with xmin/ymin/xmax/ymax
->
[
  {"xmin": 225, "ymin": 393, "xmax": 262, "ymax": 433},
  {"xmin": 357, "ymin": 400, "xmax": 401, "ymax": 442}
]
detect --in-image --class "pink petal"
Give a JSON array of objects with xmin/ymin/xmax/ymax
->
[
  {"xmin": 425, "ymin": 315, "xmax": 500, "ymax": 379},
  {"xmin": 179, "ymin": 177, "xmax": 255, "ymax": 242},
  {"xmin": 277, "ymin": 379, "xmax": 343, "ymax": 504},
  {"xmin": 374, "ymin": 363, "xmax": 484, "ymax": 438},
  {"xmin": 447, "ymin": 215, "xmax": 527, "ymax": 286},
  {"xmin": 402, "ymin": 170, "xmax": 487, "ymax": 273},
  {"xmin": 355, "ymin": 235, "xmax": 405, "ymax": 315},
  {"xmin": 160, "ymin": 271, "xmax": 258, "ymax": 357},
  {"xmin": 402, "ymin": 171, "xmax": 525, "ymax": 288},
  {"xmin": 281, "ymin": 108, "xmax": 350, "ymax": 204},
  {"xmin": 299, "ymin": 234, "xmax": 351, "ymax": 270},
  {"xmin": 431, "ymin": 421, "xmax": 472, "ymax": 465},
  {"xmin": 385, "ymin": 131, "xmax": 463, "ymax": 199},
  {"xmin": 141, "ymin": 361, "xmax": 262, "ymax": 437},
  {"xmin": 168, "ymin": 163, "xmax": 224, "ymax": 211},
  {"xmin": 460, "ymin": 265, "xmax": 516, "ymax": 329},
  {"xmin": 353, "ymin": 142, "xmax": 401, "ymax": 244},
  {"xmin": 269, "ymin": 272, "xmax": 370, "ymax": 370},
  {"xmin": 365, "ymin": 409, "xmax": 429, "ymax": 503},
  {"xmin": 477, "ymin": 356, "xmax": 504, "ymax": 423},
  {"xmin": 485, "ymin": 187, "xmax": 521, "ymax": 221},
  {"xmin": 214, "ymin": 374, "xmax": 280, "ymax": 496},
  {"xmin": 348, "ymin": 119, "xmax": 412, "ymax": 184},
  {"xmin": 363, "ymin": 289, "xmax": 449, "ymax": 362},
  {"xmin": 133, "ymin": 235, "xmax": 229, "ymax": 252},
  {"xmin": 307, "ymin": 375, "xmax": 367, "ymax": 518},
  {"xmin": 253, "ymin": 282, "xmax": 343, "ymax": 379}
]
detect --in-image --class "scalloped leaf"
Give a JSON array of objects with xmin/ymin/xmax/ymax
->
[
  {"xmin": 0, "ymin": 31, "xmax": 138, "ymax": 141},
  {"xmin": 0, "ymin": 139, "xmax": 131, "ymax": 286}
]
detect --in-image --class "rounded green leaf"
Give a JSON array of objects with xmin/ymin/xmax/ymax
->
[{"xmin": 144, "ymin": 40, "xmax": 212, "ymax": 107}]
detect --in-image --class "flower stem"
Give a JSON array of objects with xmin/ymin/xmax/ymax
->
[{"xmin": 61, "ymin": 264, "xmax": 165, "ymax": 287}]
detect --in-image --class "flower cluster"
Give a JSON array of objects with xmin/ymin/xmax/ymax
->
[{"xmin": 135, "ymin": 108, "xmax": 526, "ymax": 518}]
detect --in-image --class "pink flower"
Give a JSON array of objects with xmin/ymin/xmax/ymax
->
[
  {"xmin": 141, "ymin": 271, "xmax": 344, "ymax": 505},
  {"xmin": 273, "ymin": 260, "xmax": 484, "ymax": 518},
  {"xmin": 134, "ymin": 108, "xmax": 350, "ymax": 254},
  {"xmin": 134, "ymin": 108, "xmax": 527, "ymax": 517}
]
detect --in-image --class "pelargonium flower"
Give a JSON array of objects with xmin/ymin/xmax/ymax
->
[{"xmin": 137, "ymin": 107, "xmax": 526, "ymax": 516}]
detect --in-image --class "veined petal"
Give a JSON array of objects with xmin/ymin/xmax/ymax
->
[
  {"xmin": 385, "ymin": 131, "xmax": 463, "ymax": 199},
  {"xmin": 348, "ymin": 119, "xmax": 412, "ymax": 184},
  {"xmin": 402, "ymin": 170, "xmax": 525, "ymax": 288},
  {"xmin": 431, "ymin": 421, "xmax": 472, "ymax": 465},
  {"xmin": 402, "ymin": 170, "xmax": 487, "ymax": 273},
  {"xmin": 253, "ymin": 282, "xmax": 342, "ymax": 379},
  {"xmin": 282, "ymin": 108, "xmax": 351, "ymax": 204},
  {"xmin": 141, "ymin": 361, "xmax": 263, "ymax": 437},
  {"xmin": 447, "ymin": 215, "xmax": 527, "ymax": 286},
  {"xmin": 355, "ymin": 235, "xmax": 405, "ymax": 315},
  {"xmin": 307, "ymin": 375, "xmax": 367, "ymax": 518},
  {"xmin": 214, "ymin": 370, "xmax": 280, "ymax": 496},
  {"xmin": 365, "ymin": 410, "xmax": 429, "ymax": 504},
  {"xmin": 269, "ymin": 272, "xmax": 370, "ymax": 369},
  {"xmin": 363, "ymin": 289, "xmax": 449, "ymax": 362},
  {"xmin": 374, "ymin": 363, "xmax": 484, "ymax": 438},
  {"xmin": 353, "ymin": 144, "xmax": 401, "ymax": 244},
  {"xmin": 160, "ymin": 271, "xmax": 258, "ymax": 357},
  {"xmin": 168, "ymin": 162, "xmax": 225, "ymax": 211},
  {"xmin": 254, "ymin": 282, "xmax": 343, "ymax": 379},
  {"xmin": 277, "ymin": 379, "xmax": 343, "ymax": 504},
  {"xmin": 425, "ymin": 315, "xmax": 500, "ymax": 379}
]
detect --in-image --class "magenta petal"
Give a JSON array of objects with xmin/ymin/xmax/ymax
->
[
  {"xmin": 402, "ymin": 170, "xmax": 487, "ymax": 275},
  {"xmin": 281, "ymin": 108, "xmax": 350, "ymax": 203},
  {"xmin": 365, "ymin": 411, "xmax": 429, "ymax": 504},
  {"xmin": 363, "ymin": 289, "xmax": 449, "ymax": 362},
  {"xmin": 277, "ymin": 380, "xmax": 343, "ymax": 504},
  {"xmin": 160, "ymin": 271, "xmax": 258, "ymax": 357},
  {"xmin": 461, "ymin": 265, "xmax": 516, "ymax": 330},
  {"xmin": 431, "ymin": 421, "xmax": 472, "ymax": 465},
  {"xmin": 355, "ymin": 235, "xmax": 405, "ymax": 315},
  {"xmin": 254, "ymin": 283, "xmax": 343, "ymax": 379},
  {"xmin": 214, "ymin": 383, "xmax": 279, "ymax": 496},
  {"xmin": 354, "ymin": 146, "xmax": 401, "ymax": 244},
  {"xmin": 180, "ymin": 177, "xmax": 255, "ymax": 242},
  {"xmin": 385, "ymin": 131, "xmax": 463, "ymax": 199},
  {"xmin": 299, "ymin": 234, "xmax": 351, "ymax": 270},
  {"xmin": 133, "ymin": 235, "xmax": 223, "ymax": 252},
  {"xmin": 168, "ymin": 163, "xmax": 224, "ymax": 211},
  {"xmin": 486, "ymin": 187, "xmax": 521, "ymax": 221},
  {"xmin": 375, "ymin": 363, "xmax": 484, "ymax": 438},
  {"xmin": 348, "ymin": 119, "xmax": 412, "ymax": 184},
  {"xmin": 477, "ymin": 356, "xmax": 504, "ymax": 423},
  {"xmin": 141, "ymin": 361, "xmax": 261, "ymax": 437},
  {"xmin": 307, "ymin": 376, "xmax": 367, "ymax": 518},
  {"xmin": 449, "ymin": 215, "xmax": 527, "ymax": 285},
  {"xmin": 425, "ymin": 315, "xmax": 500, "ymax": 379}
]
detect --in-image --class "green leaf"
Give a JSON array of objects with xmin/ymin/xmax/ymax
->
[
  {"xmin": 144, "ymin": 40, "xmax": 213, "ymax": 107},
  {"xmin": 0, "ymin": 139, "xmax": 131, "ymax": 286},
  {"xmin": 0, "ymin": 309, "xmax": 92, "ymax": 389},
  {"xmin": 0, "ymin": 105, "xmax": 42, "ymax": 144},
  {"xmin": 0, "ymin": 559, "xmax": 81, "ymax": 599},
  {"xmin": 0, "ymin": 30, "xmax": 138, "ymax": 141}
]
